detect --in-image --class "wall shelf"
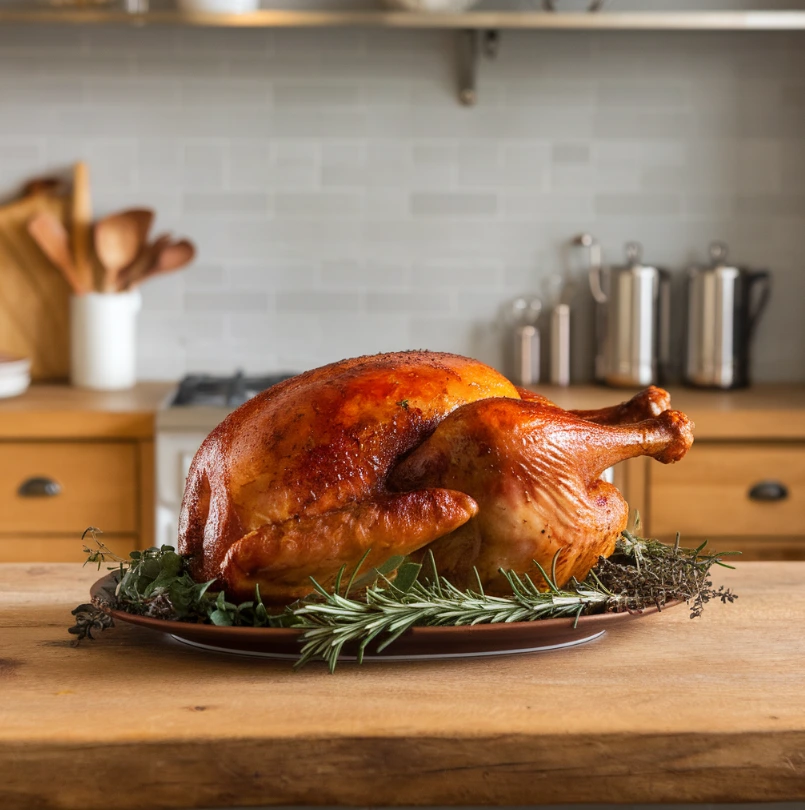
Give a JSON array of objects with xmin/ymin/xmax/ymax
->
[
  {"xmin": 2, "ymin": 7, "xmax": 805, "ymax": 29},
  {"xmin": 3, "ymin": 5, "xmax": 805, "ymax": 105}
]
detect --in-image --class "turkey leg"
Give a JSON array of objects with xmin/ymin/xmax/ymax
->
[
  {"xmin": 389, "ymin": 399, "xmax": 693, "ymax": 591},
  {"xmin": 516, "ymin": 385, "xmax": 672, "ymax": 426},
  {"xmin": 220, "ymin": 489, "xmax": 478, "ymax": 603}
]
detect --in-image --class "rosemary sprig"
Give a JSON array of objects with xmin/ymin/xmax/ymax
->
[
  {"xmin": 293, "ymin": 538, "xmax": 738, "ymax": 672},
  {"xmin": 293, "ymin": 555, "xmax": 619, "ymax": 673}
]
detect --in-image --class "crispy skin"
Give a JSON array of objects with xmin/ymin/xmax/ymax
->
[{"xmin": 178, "ymin": 351, "xmax": 694, "ymax": 603}]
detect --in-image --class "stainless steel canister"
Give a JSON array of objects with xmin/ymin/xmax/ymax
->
[
  {"xmin": 508, "ymin": 296, "xmax": 542, "ymax": 386},
  {"xmin": 684, "ymin": 242, "xmax": 771, "ymax": 389},
  {"xmin": 589, "ymin": 242, "xmax": 671, "ymax": 388}
]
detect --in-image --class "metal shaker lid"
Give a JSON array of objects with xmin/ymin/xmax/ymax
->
[
  {"xmin": 613, "ymin": 241, "xmax": 668, "ymax": 277},
  {"xmin": 691, "ymin": 241, "xmax": 741, "ymax": 278}
]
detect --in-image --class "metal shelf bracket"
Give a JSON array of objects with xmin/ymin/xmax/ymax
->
[{"xmin": 457, "ymin": 29, "xmax": 499, "ymax": 107}]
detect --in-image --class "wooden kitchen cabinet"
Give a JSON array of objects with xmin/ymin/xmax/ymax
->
[
  {"xmin": 649, "ymin": 442, "xmax": 805, "ymax": 558},
  {"xmin": 539, "ymin": 383, "xmax": 805, "ymax": 562},
  {"xmin": 0, "ymin": 383, "xmax": 173, "ymax": 563},
  {"xmin": 2, "ymin": 381, "xmax": 805, "ymax": 563}
]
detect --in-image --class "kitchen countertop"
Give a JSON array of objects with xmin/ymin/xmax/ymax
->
[
  {"xmin": 1, "ymin": 561, "xmax": 804, "ymax": 808},
  {"xmin": 2, "ymin": 381, "xmax": 805, "ymax": 440},
  {"xmin": 533, "ymin": 383, "xmax": 805, "ymax": 440},
  {"xmin": 0, "ymin": 382, "xmax": 175, "ymax": 439}
]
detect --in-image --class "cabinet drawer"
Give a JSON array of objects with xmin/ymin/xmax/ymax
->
[
  {"xmin": 650, "ymin": 443, "xmax": 805, "ymax": 538},
  {"xmin": 0, "ymin": 442, "xmax": 137, "ymax": 534}
]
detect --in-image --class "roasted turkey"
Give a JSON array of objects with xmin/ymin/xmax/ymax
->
[{"xmin": 178, "ymin": 351, "xmax": 693, "ymax": 604}]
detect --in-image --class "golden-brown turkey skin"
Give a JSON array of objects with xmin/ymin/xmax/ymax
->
[
  {"xmin": 178, "ymin": 350, "xmax": 694, "ymax": 604},
  {"xmin": 179, "ymin": 351, "xmax": 517, "ymax": 600},
  {"xmin": 388, "ymin": 398, "xmax": 693, "ymax": 592}
]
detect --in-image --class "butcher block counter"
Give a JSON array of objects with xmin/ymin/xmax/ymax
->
[{"xmin": 1, "ymin": 561, "xmax": 804, "ymax": 809}]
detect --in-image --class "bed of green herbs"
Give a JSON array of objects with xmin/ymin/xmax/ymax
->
[{"xmin": 70, "ymin": 527, "xmax": 738, "ymax": 673}]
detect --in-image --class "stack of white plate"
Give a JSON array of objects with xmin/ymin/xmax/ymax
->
[{"xmin": 0, "ymin": 355, "xmax": 31, "ymax": 399}]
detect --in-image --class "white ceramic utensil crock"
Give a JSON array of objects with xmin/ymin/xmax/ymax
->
[{"xmin": 70, "ymin": 291, "xmax": 142, "ymax": 391}]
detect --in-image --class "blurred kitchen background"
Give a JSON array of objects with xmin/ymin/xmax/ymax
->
[
  {"xmin": 3, "ymin": 0, "xmax": 805, "ymax": 563},
  {"xmin": 1, "ymin": 0, "xmax": 804, "ymax": 383}
]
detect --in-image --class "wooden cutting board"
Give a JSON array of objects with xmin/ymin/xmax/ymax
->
[{"xmin": 0, "ymin": 190, "xmax": 71, "ymax": 380}]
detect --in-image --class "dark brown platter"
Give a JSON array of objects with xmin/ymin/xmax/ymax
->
[{"xmin": 91, "ymin": 572, "xmax": 681, "ymax": 662}]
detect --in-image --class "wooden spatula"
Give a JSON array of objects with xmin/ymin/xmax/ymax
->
[{"xmin": 27, "ymin": 211, "xmax": 89, "ymax": 296}]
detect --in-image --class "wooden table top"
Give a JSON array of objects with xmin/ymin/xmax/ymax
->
[{"xmin": 1, "ymin": 561, "xmax": 804, "ymax": 809}]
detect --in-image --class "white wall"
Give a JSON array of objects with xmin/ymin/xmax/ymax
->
[{"xmin": 1, "ymin": 22, "xmax": 803, "ymax": 382}]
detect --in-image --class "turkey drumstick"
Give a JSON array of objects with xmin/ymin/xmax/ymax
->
[
  {"xmin": 389, "ymin": 397, "xmax": 693, "ymax": 593},
  {"xmin": 516, "ymin": 385, "xmax": 671, "ymax": 425}
]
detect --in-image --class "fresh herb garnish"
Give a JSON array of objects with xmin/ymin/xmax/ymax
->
[{"xmin": 71, "ymin": 529, "xmax": 738, "ymax": 670}]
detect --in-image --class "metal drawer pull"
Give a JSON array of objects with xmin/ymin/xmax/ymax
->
[
  {"xmin": 748, "ymin": 480, "xmax": 789, "ymax": 502},
  {"xmin": 18, "ymin": 476, "xmax": 62, "ymax": 498}
]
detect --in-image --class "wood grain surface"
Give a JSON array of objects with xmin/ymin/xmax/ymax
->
[{"xmin": 0, "ymin": 562, "xmax": 803, "ymax": 809}]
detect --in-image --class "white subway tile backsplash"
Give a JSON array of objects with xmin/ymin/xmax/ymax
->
[
  {"xmin": 186, "ymin": 291, "xmax": 270, "ymax": 313},
  {"xmin": 182, "ymin": 142, "xmax": 225, "ymax": 191},
  {"xmin": 277, "ymin": 291, "xmax": 364, "ymax": 313},
  {"xmin": 411, "ymin": 259, "xmax": 502, "ymax": 289},
  {"xmin": 183, "ymin": 192, "xmax": 271, "ymax": 217},
  {"xmin": 268, "ymin": 110, "xmax": 369, "ymax": 138},
  {"xmin": 275, "ymin": 192, "xmax": 363, "ymax": 218},
  {"xmin": 595, "ymin": 193, "xmax": 681, "ymax": 217},
  {"xmin": 504, "ymin": 193, "xmax": 593, "ymax": 220},
  {"xmin": 0, "ymin": 25, "xmax": 803, "ymax": 382},
  {"xmin": 274, "ymin": 83, "xmax": 363, "ymax": 108},
  {"xmin": 411, "ymin": 192, "xmax": 498, "ymax": 218},
  {"xmin": 227, "ymin": 140, "xmax": 319, "ymax": 192},
  {"xmin": 138, "ymin": 139, "xmax": 183, "ymax": 190},
  {"xmin": 184, "ymin": 264, "xmax": 227, "ymax": 290},
  {"xmin": 551, "ymin": 142, "xmax": 591, "ymax": 165},
  {"xmin": 313, "ymin": 314, "xmax": 411, "ymax": 362},
  {"xmin": 181, "ymin": 78, "xmax": 269, "ymax": 107},
  {"xmin": 139, "ymin": 275, "xmax": 185, "ymax": 313},
  {"xmin": 367, "ymin": 292, "xmax": 452, "ymax": 314},
  {"xmin": 322, "ymin": 260, "xmax": 409, "ymax": 289},
  {"xmin": 230, "ymin": 261, "xmax": 318, "ymax": 292}
]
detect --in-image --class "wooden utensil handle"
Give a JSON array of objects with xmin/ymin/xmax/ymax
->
[{"xmin": 72, "ymin": 161, "xmax": 94, "ymax": 293}]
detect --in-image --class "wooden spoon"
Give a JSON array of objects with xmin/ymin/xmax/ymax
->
[
  {"xmin": 94, "ymin": 208, "xmax": 155, "ymax": 293},
  {"xmin": 27, "ymin": 212, "xmax": 89, "ymax": 295},
  {"xmin": 116, "ymin": 233, "xmax": 172, "ymax": 291},
  {"xmin": 128, "ymin": 238, "xmax": 196, "ymax": 289},
  {"xmin": 154, "ymin": 239, "xmax": 195, "ymax": 274}
]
